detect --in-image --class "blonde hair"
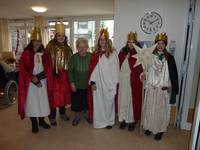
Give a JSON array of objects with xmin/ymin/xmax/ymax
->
[
  {"xmin": 95, "ymin": 36, "xmax": 113, "ymax": 57},
  {"xmin": 76, "ymin": 37, "xmax": 89, "ymax": 48}
]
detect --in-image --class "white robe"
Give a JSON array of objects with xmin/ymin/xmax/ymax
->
[
  {"xmin": 25, "ymin": 52, "xmax": 50, "ymax": 117},
  {"xmin": 89, "ymin": 51, "xmax": 119, "ymax": 128},
  {"xmin": 142, "ymin": 55, "xmax": 171, "ymax": 134},
  {"xmin": 118, "ymin": 56, "xmax": 134, "ymax": 123}
]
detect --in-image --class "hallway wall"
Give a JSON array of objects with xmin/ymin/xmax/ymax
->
[{"xmin": 113, "ymin": 0, "xmax": 188, "ymax": 79}]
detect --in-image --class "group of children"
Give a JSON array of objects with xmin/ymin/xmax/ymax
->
[{"xmin": 18, "ymin": 22, "xmax": 179, "ymax": 141}]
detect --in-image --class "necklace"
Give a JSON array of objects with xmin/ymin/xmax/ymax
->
[{"xmin": 154, "ymin": 56, "xmax": 165, "ymax": 77}]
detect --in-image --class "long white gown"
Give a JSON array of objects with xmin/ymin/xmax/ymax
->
[
  {"xmin": 118, "ymin": 56, "xmax": 134, "ymax": 123},
  {"xmin": 142, "ymin": 54, "xmax": 171, "ymax": 134},
  {"xmin": 89, "ymin": 51, "xmax": 119, "ymax": 128},
  {"xmin": 25, "ymin": 52, "xmax": 50, "ymax": 117}
]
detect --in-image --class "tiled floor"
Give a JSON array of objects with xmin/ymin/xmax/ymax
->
[{"xmin": 0, "ymin": 103, "xmax": 190, "ymax": 150}]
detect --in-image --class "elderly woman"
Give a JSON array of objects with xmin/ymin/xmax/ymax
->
[{"xmin": 68, "ymin": 38, "xmax": 91, "ymax": 126}]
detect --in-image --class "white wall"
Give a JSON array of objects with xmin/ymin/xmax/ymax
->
[
  {"xmin": 114, "ymin": 0, "xmax": 188, "ymax": 77},
  {"xmin": 114, "ymin": 0, "xmax": 194, "ymax": 129}
]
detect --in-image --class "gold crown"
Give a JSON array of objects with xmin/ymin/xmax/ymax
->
[
  {"xmin": 155, "ymin": 32, "xmax": 168, "ymax": 44},
  {"xmin": 99, "ymin": 28, "xmax": 109, "ymax": 39},
  {"xmin": 127, "ymin": 32, "xmax": 137, "ymax": 41},
  {"xmin": 31, "ymin": 27, "xmax": 42, "ymax": 41},
  {"xmin": 55, "ymin": 22, "xmax": 65, "ymax": 33}
]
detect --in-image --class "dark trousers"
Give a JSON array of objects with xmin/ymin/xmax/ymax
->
[
  {"xmin": 30, "ymin": 117, "xmax": 44, "ymax": 127},
  {"xmin": 71, "ymin": 89, "xmax": 87, "ymax": 112},
  {"xmin": 49, "ymin": 106, "xmax": 66, "ymax": 119}
]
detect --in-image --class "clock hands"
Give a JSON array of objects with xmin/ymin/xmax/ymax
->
[
  {"xmin": 143, "ymin": 19, "xmax": 151, "ymax": 24},
  {"xmin": 141, "ymin": 12, "xmax": 162, "ymax": 34},
  {"xmin": 150, "ymin": 18, "xmax": 159, "ymax": 24},
  {"xmin": 144, "ymin": 18, "xmax": 159, "ymax": 26}
]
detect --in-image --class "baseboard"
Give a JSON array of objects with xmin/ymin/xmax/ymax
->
[
  {"xmin": 170, "ymin": 106, "xmax": 177, "ymax": 124},
  {"xmin": 187, "ymin": 108, "xmax": 195, "ymax": 123}
]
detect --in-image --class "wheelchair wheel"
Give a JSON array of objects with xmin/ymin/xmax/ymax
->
[{"xmin": 4, "ymin": 80, "xmax": 18, "ymax": 105}]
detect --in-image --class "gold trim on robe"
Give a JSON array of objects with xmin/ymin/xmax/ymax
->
[{"xmin": 46, "ymin": 40, "xmax": 72, "ymax": 73}]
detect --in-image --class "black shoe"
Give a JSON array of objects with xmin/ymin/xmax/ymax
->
[
  {"xmin": 128, "ymin": 123, "xmax": 135, "ymax": 131},
  {"xmin": 39, "ymin": 118, "xmax": 51, "ymax": 129},
  {"xmin": 32, "ymin": 126, "xmax": 39, "ymax": 133},
  {"xmin": 49, "ymin": 118, "xmax": 57, "ymax": 126},
  {"xmin": 119, "ymin": 121, "xmax": 127, "ymax": 130},
  {"xmin": 144, "ymin": 130, "xmax": 151, "ymax": 136},
  {"xmin": 106, "ymin": 126, "xmax": 112, "ymax": 129},
  {"xmin": 154, "ymin": 132, "xmax": 163, "ymax": 141},
  {"xmin": 72, "ymin": 116, "xmax": 81, "ymax": 126},
  {"xmin": 30, "ymin": 117, "xmax": 39, "ymax": 134}
]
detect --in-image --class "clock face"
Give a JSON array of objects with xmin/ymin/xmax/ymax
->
[{"xmin": 140, "ymin": 12, "xmax": 162, "ymax": 34}]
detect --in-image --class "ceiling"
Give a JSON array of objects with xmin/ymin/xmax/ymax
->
[{"xmin": 0, "ymin": 0, "xmax": 114, "ymax": 19}]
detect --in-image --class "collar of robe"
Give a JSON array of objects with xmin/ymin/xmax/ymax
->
[{"xmin": 154, "ymin": 52, "xmax": 165, "ymax": 61}]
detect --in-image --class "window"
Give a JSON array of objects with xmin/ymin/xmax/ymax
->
[
  {"xmin": 9, "ymin": 20, "xmax": 34, "ymax": 59},
  {"xmin": 73, "ymin": 21, "xmax": 95, "ymax": 52},
  {"xmin": 9, "ymin": 16, "xmax": 113, "ymax": 58}
]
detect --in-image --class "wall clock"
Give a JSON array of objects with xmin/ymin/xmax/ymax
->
[{"xmin": 140, "ymin": 11, "xmax": 163, "ymax": 34}]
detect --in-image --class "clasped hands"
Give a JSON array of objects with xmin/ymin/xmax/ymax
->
[{"xmin": 31, "ymin": 76, "xmax": 42, "ymax": 88}]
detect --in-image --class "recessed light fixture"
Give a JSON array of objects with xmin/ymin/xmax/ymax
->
[{"xmin": 31, "ymin": 6, "xmax": 47, "ymax": 13}]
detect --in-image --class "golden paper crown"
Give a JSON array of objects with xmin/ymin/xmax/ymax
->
[
  {"xmin": 55, "ymin": 22, "xmax": 65, "ymax": 33},
  {"xmin": 127, "ymin": 32, "xmax": 137, "ymax": 41},
  {"xmin": 155, "ymin": 32, "xmax": 168, "ymax": 44},
  {"xmin": 31, "ymin": 27, "xmax": 42, "ymax": 41},
  {"xmin": 99, "ymin": 28, "xmax": 109, "ymax": 39}
]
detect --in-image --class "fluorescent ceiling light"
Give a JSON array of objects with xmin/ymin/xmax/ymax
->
[
  {"xmin": 31, "ymin": 6, "xmax": 47, "ymax": 13},
  {"xmin": 49, "ymin": 22, "xmax": 69, "ymax": 26}
]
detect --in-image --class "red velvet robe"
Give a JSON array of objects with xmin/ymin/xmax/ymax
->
[
  {"xmin": 51, "ymin": 69, "xmax": 71, "ymax": 108},
  {"xmin": 18, "ymin": 49, "xmax": 53, "ymax": 119},
  {"xmin": 87, "ymin": 52, "xmax": 100, "ymax": 123},
  {"xmin": 118, "ymin": 48, "xmax": 143, "ymax": 123},
  {"xmin": 45, "ymin": 40, "xmax": 72, "ymax": 109}
]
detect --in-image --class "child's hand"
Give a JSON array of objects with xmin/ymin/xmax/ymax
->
[
  {"xmin": 140, "ymin": 73, "xmax": 146, "ymax": 82},
  {"xmin": 71, "ymin": 83, "xmax": 77, "ymax": 92},
  {"xmin": 162, "ymin": 87, "xmax": 171, "ymax": 93},
  {"xmin": 91, "ymin": 84, "xmax": 97, "ymax": 91},
  {"xmin": 32, "ymin": 76, "xmax": 39, "ymax": 84},
  {"xmin": 36, "ymin": 82, "xmax": 42, "ymax": 88}
]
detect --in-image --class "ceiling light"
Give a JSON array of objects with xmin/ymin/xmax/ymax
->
[
  {"xmin": 31, "ymin": 6, "xmax": 47, "ymax": 13},
  {"xmin": 27, "ymin": 33, "xmax": 31, "ymax": 38}
]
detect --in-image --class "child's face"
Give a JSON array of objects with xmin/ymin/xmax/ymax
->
[
  {"xmin": 56, "ymin": 33, "xmax": 66, "ymax": 43},
  {"xmin": 99, "ymin": 36, "xmax": 107, "ymax": 48},
  {"xmin": 127, "ymin": 40, "xmax": 135, "ymax": 49},
  {"xmin": 32, "ymin": 40, "xmax": 42, "ymax": 51},
  {"xmin": 156, "ymin": 41, "xmax": 166, "ymax": 51}
]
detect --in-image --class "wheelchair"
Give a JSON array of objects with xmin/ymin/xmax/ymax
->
[{"xmin": 0, "ymin": 64, "xmax": 18, "ymax": 105}]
